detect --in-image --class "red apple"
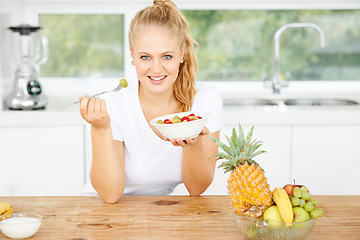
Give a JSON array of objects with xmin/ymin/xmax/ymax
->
[{"xmin": 283, "ymin": 180, "xmax": 303, "ymax": 196}]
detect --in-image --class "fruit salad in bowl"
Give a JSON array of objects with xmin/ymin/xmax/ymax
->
[{"xmin": 150, "ymin": 111, "xmax": 210, "ymax": 140}]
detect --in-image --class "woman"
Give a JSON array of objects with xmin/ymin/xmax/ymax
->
[{"xmin": 80, "ymin": 0, "xmax": 223, "ymax": 203}]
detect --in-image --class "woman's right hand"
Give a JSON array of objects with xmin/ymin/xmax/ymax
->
[{"xmin": 79, "ymin": 95, "xmax": 111, "ymax": 129}]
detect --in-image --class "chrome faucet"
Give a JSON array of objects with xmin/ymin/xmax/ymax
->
[{"xmin": 271, "ymin": 23, "xmax": 325, "ymax": 94}]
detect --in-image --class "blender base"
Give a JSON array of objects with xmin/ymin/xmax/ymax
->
[
  {"xmin": 8, "ymin": 107, "xmax": 46, "ymax": 111},
  {"xmin": 5, "ymin": 93, "xmax": 48, "ymax": 111}
]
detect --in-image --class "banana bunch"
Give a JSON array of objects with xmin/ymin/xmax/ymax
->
[
  {"xmin": 272, "ymin": 188, "xmax": 293, "ymax": 226},
  {"xmin": 0, "ymin": 202, "xmax": 13, "ymax": 216}
]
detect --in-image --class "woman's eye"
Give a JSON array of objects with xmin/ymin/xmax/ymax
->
[
  {"xmin": 163, "ymin": 55, "xmax": 172, "ymax": 60},
  {"xmin": 141, "ymin": 56, "xmax": 150, "ymax": 60}
]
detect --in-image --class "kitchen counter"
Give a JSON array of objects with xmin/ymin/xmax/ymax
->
[
  {"xmin": 1, "ymin": 195, "xmax": 359, "ymax": 239},
  {"xmin": 1, "ymin": 102, "xmax": 359, "ymax": 127}
]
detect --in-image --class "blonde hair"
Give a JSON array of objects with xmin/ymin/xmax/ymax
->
[{"xmin": 129, "ymin": 0, "xmax": 198, "ymax": 112}]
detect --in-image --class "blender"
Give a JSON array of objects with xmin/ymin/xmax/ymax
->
[{"xmin": 5, "ymin": 24, "xmax": 49, "ymax": 110}]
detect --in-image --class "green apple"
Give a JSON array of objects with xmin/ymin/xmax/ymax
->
[
  {"xmin": 293, "ymin": 207, "xmax": 311, "ymax": 223},
  {"xmin": 293, "ymin": 207, "xmax": 312, "ymax": 229},
  {"xmin": 263, "ymin": 206, "xmax": 283, "ymax": 228}
]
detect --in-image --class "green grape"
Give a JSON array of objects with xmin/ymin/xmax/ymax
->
[
  {"xmin": 119, "ymin": 78, "xmax": 128, "ymax": 88},
  {"xmin": 310, "ymin": 209, "xmax": 322, "ymax": 219},
  {"xmin": 304, "ymin": 202, "xmax": 314, "ymax": 212},
  {"xmin": 301, "ymin": 186, "xmax": 309, "ymax": 193},
  {"xmin": 302, "ymin": 191, "xmax": 312, "ymax": 201},
  {"xmin": 299, "ymin": 198, "xmax": 306, "ymax": 208},
  {"xmin": 293, "ymin": 187, "xmax": 302, "ymax": 198},
  {"xmin": 317, "ymin": 208, "xmax": 324, "ymax": 217},
  {"xmin": 291, "ymin": 197, "xmax": 300, "ymax": 206},
  {"xmin": 309, "ymin": 198, "xmax": 319, "ymax": 206}
]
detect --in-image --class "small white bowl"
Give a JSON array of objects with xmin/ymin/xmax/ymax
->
[
  {"xmin": 0, "ymin": 213, "xmax": 42, "ymax": 239},
  {"xmin": 150, "ymin": 111, "xmax": 210, "ymax": 140}
]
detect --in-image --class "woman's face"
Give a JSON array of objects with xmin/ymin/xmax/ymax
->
[{"xmin": 131, "ymin": 25, "xmax": 184, "ymax": 95}]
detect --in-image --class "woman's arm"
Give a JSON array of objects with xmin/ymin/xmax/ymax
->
[
  {"xmin": 175, "ymin": 129, "xmax": 220, "ymax": 196},
  {"xmin": 90, "ymin": 130, "xmax": 125, "ymax": 203},
  {"xmin": 80, "ymin": 96, "xmax": 126, "ymax": 203}
]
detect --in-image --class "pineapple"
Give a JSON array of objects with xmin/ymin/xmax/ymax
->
[{"xmin": 209, "ymin": 125, "xmax": 273, "ymax": 218}]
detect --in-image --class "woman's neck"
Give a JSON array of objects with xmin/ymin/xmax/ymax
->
[{"xmin": 138, "ymin": 83, "xmax": 179, "ymax": 118}]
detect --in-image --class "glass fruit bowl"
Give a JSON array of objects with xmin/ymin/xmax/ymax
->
[{"xmin": 233, "ymin": 213, "xmax": 316, "ymax": 240}]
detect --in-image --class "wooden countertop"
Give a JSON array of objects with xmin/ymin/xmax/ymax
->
[{"xmin": 0, "ymin": 195, "xmax": 359, "ymax": 239}]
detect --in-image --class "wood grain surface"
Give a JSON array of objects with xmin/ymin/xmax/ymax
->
[{"xmin": 0, "ymin": 195, "xmax": 359, "ymax": 239}]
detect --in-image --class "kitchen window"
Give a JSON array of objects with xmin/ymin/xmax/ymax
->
[
  {"xmin": 39, "ymin": 14, "xmax": 125, "ymax": 78},
  {"xmin": 37, "ymin": 8, "xmax": 360, "ymax": 82},
  {"xmin": 1, "ymin": 0, "xmax": 355, "ymax": 88},
  {"xmin": 182, "ymin": 9, "xmax": 360, "ymax": 82}
]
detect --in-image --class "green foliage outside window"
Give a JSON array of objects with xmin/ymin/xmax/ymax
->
[
  {"xmin": 39, "ymin": 10, "xmax": 360, "ymax": 81},
  {"xmin": 40, "ymin": 14, "xmax": 124, "ymax": 77},
  {"xmin": 182, "ymin": 10, "xmax": 360, "ymax": 81}
]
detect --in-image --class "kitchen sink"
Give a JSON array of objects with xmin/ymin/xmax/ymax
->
[
  {"xmin": 283, "ymin": 99, "xmax": 359, "ymax": 106},
  {"xmin": 223, "ymin": 99, "xmax": 279, "ymax": 106}
]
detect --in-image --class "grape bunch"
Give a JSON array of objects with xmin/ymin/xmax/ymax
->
[{"xmin": 289, "ymin": 186, "xmax": 324, "ymax": 219}]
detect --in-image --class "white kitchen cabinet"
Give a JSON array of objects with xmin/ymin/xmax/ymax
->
[
  {"xmin": 0, "ymin": 125, "xmax": 85, "ymax": 196},
  {"xmin": 172, "ymin": 124, "xmax": 292, "ymax": 195},
  {"xmin": 291, "ymin": 125, "xmax": 360, "ymax": 195}
]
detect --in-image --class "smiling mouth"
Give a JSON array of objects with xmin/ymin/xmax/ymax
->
[
  {"xmin": 148, "ymin": 75, "xmax": 167, "ymax": 85},
  {"xmin": 149, "ymin": 76, "xmax": 166, "ymax": 81}
]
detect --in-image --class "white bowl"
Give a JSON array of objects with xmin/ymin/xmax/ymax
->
[
  {"xmin": 150, "ymin": 111, "xmax": 210, "ymax": 140},
  {"xmin": 0, "ymin": 213, "xmax": 42, "ymax": 239}
]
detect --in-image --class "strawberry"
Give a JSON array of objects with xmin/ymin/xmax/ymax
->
[
  {"xmin": 181, "ymin": 116, "xmax": 190, "ymax": 122},
  {"xmin": 164, "ymin": 119, "xmax": 172, "ymax": 124}
]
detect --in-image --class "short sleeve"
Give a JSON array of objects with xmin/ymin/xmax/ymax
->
[{"xmin": 192, "ymin": 83, "xmax": 223, "ymax": 133}]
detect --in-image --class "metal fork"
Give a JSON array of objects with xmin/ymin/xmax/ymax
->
[{"xmin": 71, "ymin": 79, "xmax": 127, "ymax": 105}]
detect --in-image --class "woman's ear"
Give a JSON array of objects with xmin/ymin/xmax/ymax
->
[
  {"xmin": 129, "ymin": 48, "xmax": 135, "ymax": 65},
  {"xmin": 180, "ymin": 45, "xmax": 185, "ymax": 63}
]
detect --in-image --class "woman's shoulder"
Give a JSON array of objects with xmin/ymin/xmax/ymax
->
[
  {"xmin": 193, "ymin": 82, "xmax": 223, "ymax": 111},
  {"xmin": 195, "ymin": 82, "xmax": 222, "ymax": 100}
]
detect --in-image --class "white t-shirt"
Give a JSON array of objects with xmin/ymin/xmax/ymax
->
[{"xmin": 82, "ymin": 78, "xmax": 223, "ymax": 196}]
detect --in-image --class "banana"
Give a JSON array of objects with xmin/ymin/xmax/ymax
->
[
  {"xmin": 272, "ymin": 188, "xmax": 293, "ymax": 227},
  {"xmin": 0, "ymin": 202, "xmax": 14, "ymax": 216}
]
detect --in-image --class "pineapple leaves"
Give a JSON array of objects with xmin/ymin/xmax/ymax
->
[
  {"xmin": 225, "ymin": 135, "xmax": 236, "ymax": 153},
  {"xmin": 208, "ymin": 135, "xmax": 236, "ymax": 157},
  {"xmin": 249, "ymin": 150, "xmax": 267, "ymax": 159},
  {"xmin": 208, "ymin": 124, "xmax": 267, "ymax": 173},
  {"xmin": 245, "ymin": 126, "xmax": 254, "ymax": 145},
  {"xmin": 237, "ymin": 125, "xmax": 245, "ymax": 149},
  {"xmin": 231, "ymin": 128, "xmax": 242, "ymax": 155},
  {"xmin": 215, "ymin": 152, "xmax": 229, "ymax": 159}
]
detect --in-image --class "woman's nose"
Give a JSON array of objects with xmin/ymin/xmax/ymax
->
[{"xmin": 151, "ymin": 59, "xmax": 163, "ymax": 73}]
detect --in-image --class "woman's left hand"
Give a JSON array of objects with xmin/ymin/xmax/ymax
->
[{"xmin": 165, "ymin": 127, "xmax": 210, "ymax": 147}]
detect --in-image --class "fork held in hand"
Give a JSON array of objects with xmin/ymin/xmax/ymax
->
[{"xmin": 71, "ymin": 79, "xmax": 128, "ymax": 105}]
